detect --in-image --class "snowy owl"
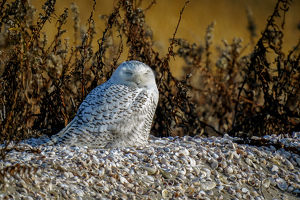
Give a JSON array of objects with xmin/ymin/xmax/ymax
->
[{"xmin": 45, "ymin": 61, "xmax": 159, "ymax": 148}]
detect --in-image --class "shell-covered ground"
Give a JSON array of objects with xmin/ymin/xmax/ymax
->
[{"xmin": 0, "ymin": 134, "xmax": 300, "ymax": 200}]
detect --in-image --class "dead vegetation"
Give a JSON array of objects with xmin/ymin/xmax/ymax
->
[{"xmin": 0, "ymin": 0, "xmax": 299, "ymax": 159}]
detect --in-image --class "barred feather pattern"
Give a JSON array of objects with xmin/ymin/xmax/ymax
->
[{"xmin": 45, "ymin": 61, "xmax": 159, "ymax": 148}]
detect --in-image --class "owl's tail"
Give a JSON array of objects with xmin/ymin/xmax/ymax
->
[{"xmin": 41, "ymin": 117, "xmax": 77, "ymax": 147}]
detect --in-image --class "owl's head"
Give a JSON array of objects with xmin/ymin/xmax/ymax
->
[{"xmin": 111, "ymin": 61, "xmax": 158, "ymax": 90}]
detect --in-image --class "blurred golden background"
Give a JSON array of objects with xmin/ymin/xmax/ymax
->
[
  {"xmin": 1, "ymin": 0, "xmax": 299, "ymax": 139},
  {"xmin": 24, "ymin": 0, "xmax": 300, "ymax": 76}
]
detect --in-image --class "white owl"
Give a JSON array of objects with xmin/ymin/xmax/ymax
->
[{"xmin": 45, "ymin": 61, "xmax": 159, "ymax": 148}]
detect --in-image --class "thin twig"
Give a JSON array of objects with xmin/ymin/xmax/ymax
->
[{"xmin": 158, "ymin": 1, "xmax": 189, "ymax": 88}]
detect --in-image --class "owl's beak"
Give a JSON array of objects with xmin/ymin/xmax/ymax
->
[{"xmin": 133, "ymin": 75, "xmax": 142, "ymax": 85}]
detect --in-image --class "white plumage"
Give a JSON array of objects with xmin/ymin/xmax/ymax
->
[{"xmin": 46, "ymin": 61, "xmax": 159, "ymax": 148}]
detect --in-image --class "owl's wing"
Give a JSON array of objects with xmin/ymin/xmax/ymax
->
[{"xmin": 44, "ymin": 82, "xmax": 111, "ymax": 147}]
